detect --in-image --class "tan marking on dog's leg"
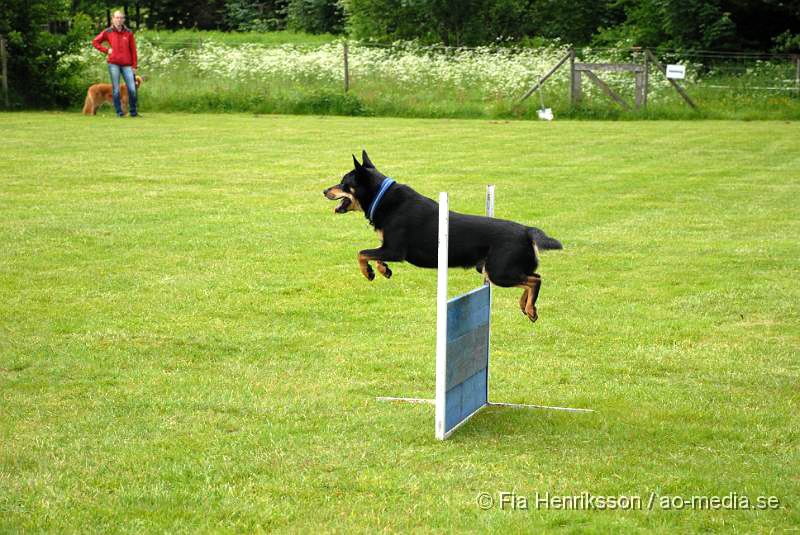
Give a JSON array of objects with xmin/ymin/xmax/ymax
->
[
  {"xmin": 516, "ymin": 274, "xmax": 542, "ymax": 323},
  {"xmin": 358, "ymin": 253, "xmax": 375, "ymax": 281},
  {"xmin": 515, "ymin": 285, "xmax": 537, "ymax": 322},
  {"xmin": 526, "ymin": 274, "xmax": 542, "ymax": 322},
  {"xmin": 519, "ymin": 288, "xmax": 529, "ymax": 314},
  {"xmin": 375, "ymin": 260, "xmax": 392, "ymax": 278}
]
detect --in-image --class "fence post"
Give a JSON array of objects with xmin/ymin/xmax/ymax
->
[
  {"xmin": 0, "ymin": 35, "xmax": 8, "ymax": 108},
  {"xmin": 343, "ymin": 41, "xmax": 350, "ymax": 93},
  {"xmin": 568, "ymin": 49, "xmax": 575, "ymax": 105},
  {"xmin": 643, "ymin": 50, "xmax": 649, "ymax": 109},
  {"xmin": 570, "ymin": 49, "xmax": 582, "ymax": 105},
  {"xmin": 795, "ymin": 55, "xmax": 799, "ymax": 96},
  {"xmin": 633, "ymin": 51, "xmax": 645, "ymax": 109}
]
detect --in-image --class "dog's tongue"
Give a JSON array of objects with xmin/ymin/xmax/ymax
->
[{"xmin": 335, "ymin": 197, "xmax": 351, "ymax": 213}]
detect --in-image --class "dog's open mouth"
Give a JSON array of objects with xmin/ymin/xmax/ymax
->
[
  {"xmin": 335, "ymin": 197, "xmax": 352, "ymax": 213},
  {"xmin": 324, "ymin": 185, "xmax": 360, "ymax": 214}
]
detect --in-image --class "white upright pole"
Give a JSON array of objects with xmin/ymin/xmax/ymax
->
[
  {"xmin": 484, "ymin": 185, "xmax": 495, "ymax": 284},
  {"xmin": 485, "ymin": 185, "xmax": 494, "ymax": 404},
  {"xmin": 435, "ymin": 192, "xmax": 449, "ymax": 440}
]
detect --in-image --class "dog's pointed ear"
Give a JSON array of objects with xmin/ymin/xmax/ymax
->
[
  {"xmin": 362, "ymin": 150, "xmax": 375, "ymax": 168},
  {"xmin": 352, "ymin": 154, "xmax": 368, "ymax": 182}
]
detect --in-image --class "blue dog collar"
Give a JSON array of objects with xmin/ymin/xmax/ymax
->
[{"xmin": 367, "ymin": 178, "xmax": 395, "ymax": 222}]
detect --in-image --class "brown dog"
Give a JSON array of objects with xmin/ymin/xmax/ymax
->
[{"xmin": 82, "ymin": 75, "xmax": 142, "ymax": 115}]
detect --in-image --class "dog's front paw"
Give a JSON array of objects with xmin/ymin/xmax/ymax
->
[
  {"xmin": 526, "ymin": 306, "xmax": 538, "ymax": 323},
  {"xmin": 358, "ymin": 254, "xmax": 376, "ymax": 281},
  {"xmin": 376, "ymin": 261, "xmax": 392, "ymax": 279}
]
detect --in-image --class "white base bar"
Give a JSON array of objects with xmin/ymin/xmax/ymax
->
[
  {"xmin": 375, "ymin": 397, "xmax": 435, "ymax": 404},
  {"xmin": 488, "ymin": 401, "xmax": 595, "ymax": 413},
  {"xmin": 376, "ymin": 397, "xmax": 594, "ymax": 413}
]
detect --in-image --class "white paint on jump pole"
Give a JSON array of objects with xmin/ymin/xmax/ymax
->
[{"xmin": 376, "ymin": 185, "xmax": 594, "ymax": 440}]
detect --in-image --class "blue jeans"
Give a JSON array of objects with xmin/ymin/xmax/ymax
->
[{"xmin": 108, "ymin": 64, "xmax": 138, "ymax": 116}]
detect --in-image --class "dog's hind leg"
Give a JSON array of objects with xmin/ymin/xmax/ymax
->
[
  {"xmin": 484, "ymin": 245, "xmax": 541, "ymax": 322},
  {"xmin": 516, "ymin": 274, "xmax": 542, "ymax": 322},
  {"xmin": 518, "ymin": 288, "xmax": 529, "ymax": 315}
]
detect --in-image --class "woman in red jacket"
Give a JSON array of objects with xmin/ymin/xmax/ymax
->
[{"xmin": 92, "ymin": 11, "xmax": 140, "ymax": 117}]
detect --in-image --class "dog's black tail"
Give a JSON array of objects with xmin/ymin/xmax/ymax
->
[{"xmin": 528, "ymin": 227, "xmax": 563, "ymax": 250}]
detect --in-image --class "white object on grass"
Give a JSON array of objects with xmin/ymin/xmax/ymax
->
[{"xmin": 537, "ymin": 108, "xmax": 554, "ymax": 121}]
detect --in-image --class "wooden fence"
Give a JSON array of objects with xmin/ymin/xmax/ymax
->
[{"xmin": 518, "ymin": 48, "xmax": 699, "ymax": 111}]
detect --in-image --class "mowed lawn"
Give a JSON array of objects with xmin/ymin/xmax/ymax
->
[{"xmin": 1, "ymin": 113, "xmax": 798, "ymax": 534}]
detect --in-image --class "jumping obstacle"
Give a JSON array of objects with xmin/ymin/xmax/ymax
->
[{"xmin": 377, "ymin": 186, "xmax": 593, "ymax": 440}]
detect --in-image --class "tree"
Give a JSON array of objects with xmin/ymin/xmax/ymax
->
[
  {"xmin": 141, "ymin": 0, "xmax": 228, "ymax": 30},
  {"xmin": 343, "ymin": 0, "xmax": 531, "ymax": 46},
  {"xmin": 527, "ymin": 0, "xmax": 620, "ymax": 47},
  {"xmin": 286, "ymin": 0, "xmax": 344, "ymax": 34},
  {"xmin": 224, "ymin": 0, "xmax": 288, "ymax": 32},
  {"xmin": 343, "ymin": 0, "xmax": 617, "ymax": 47},
  {"xmin": 663, "ymin": 0, "xmax": 736, "ymax": 50},
  {"xmin": 0, "ymin": 0, "xmax": 94, "ymax": 108},
  {"xmin": 592, "ymin": 0, "xmax": 800, "ymax": 52}
]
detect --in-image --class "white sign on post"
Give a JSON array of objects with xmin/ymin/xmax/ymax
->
[{"xmin": 666, "ymin": 64, "xmax": 686, "ymax": 80}]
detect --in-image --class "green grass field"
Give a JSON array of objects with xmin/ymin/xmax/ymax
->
[{"xmin": 1, "ymin": 113, "xmax": 798, "ymax": 534}]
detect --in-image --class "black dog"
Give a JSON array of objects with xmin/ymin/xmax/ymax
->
[{"xmin": 323, "ymin": 151, "xmax": 562, "ymax": 322}]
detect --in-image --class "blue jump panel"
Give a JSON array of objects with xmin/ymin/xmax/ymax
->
[{"xmin": 444, "ymin": 285, "xmax": 490, "ymax": 434}]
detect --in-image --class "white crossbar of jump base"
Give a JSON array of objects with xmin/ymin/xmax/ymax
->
[
  {"xmin": 375, "ymin": 397, "xmax": 435, "ymax": 404},
  {"xmin": 376, "ymin": 398, "xmax": 594, "ymax": 413},
  {"xmin": 488, "ymin": 402, "xmax": 595, "ymax": 413}
]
